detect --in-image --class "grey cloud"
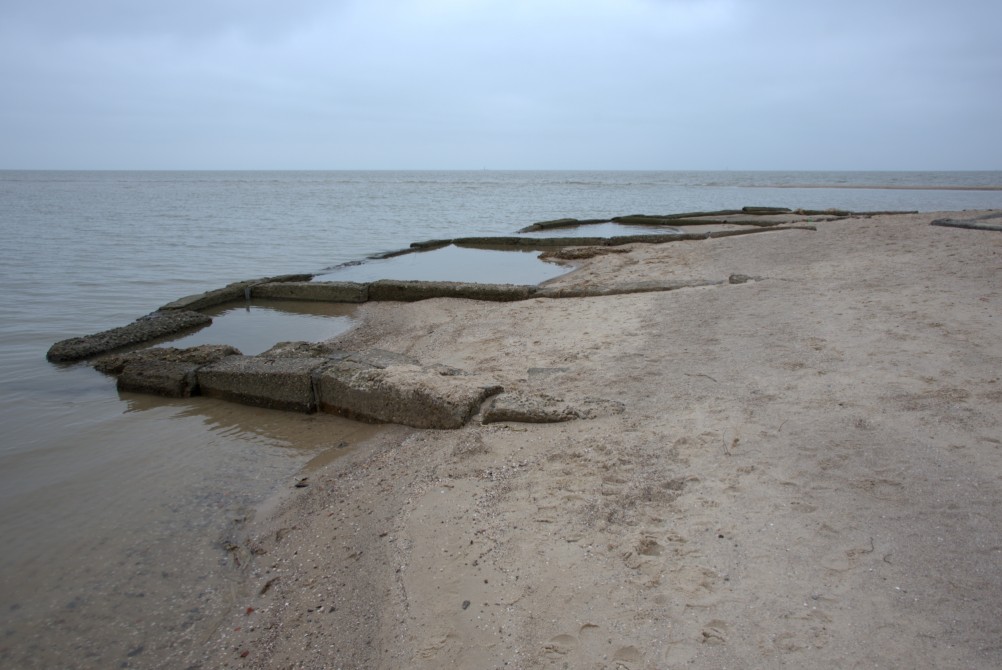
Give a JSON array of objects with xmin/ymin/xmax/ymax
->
[{"xmin": 1, "ymin": 0, "xmax": 999, "ymax": 169}]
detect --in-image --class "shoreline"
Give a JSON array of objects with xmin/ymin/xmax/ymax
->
[
  {"xmin": 757, "ymin": 184, "xmax": 1002, "ymax": 191},
  {"xmin": 189, "ymin": 209, "xmax": 1002, "ymax": 668}
]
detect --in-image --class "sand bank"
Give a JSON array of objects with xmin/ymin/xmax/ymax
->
[{"xmin": 194, "ymin": 211, "xmax": 1002, "ymax": 669}]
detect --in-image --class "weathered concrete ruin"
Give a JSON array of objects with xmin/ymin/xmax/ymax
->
[
  {"xmin": 49, "ymin": 207, "xmax": 915, "ymax": 428},
  {"xmin": 46, "ymin": 310, "xmax": 212, "ymax": 363},
  {"xmin": 91, "ymin": 344, "xmax": 505, "ymax": 429}
]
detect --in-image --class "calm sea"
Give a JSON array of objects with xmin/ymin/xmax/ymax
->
[{"xmin": 1, "ymin": 170, "xmax": 1000, "ymax": 667}]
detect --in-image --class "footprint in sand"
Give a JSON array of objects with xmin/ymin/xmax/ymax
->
[
  {"xmin": 701, "ymin": 619, "xmax": 729, "ymax": 645},
  {"xmin": 543, "ymin": 633, "xmax": 578, "ymax": 656},
  {"xmin": 613, "ymin": 645, "xmax": 643, "ymax": 665}
]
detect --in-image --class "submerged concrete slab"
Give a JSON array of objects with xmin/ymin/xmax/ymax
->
[
  {"xmin": 94, "ymin": 344, "xmax": 241, "ymax": 397},
  {"xmin": 47, "ymin": 310, "xmax": 212, "ymax": 362},
  {"xmin": 253, "ymin": 281, "xmax": 369, "ymax": 303},
  {"xmin": 197, "ymin": 355, "xmax": 328, "ymax": 412},
  {"xmin": 317, "ymin": 362, "xmax": 502, "ymax": 428}
]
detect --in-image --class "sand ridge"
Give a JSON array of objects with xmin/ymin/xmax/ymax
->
[{"xmin": 196, "ymin": 211, "xmax": 1002, "ymax": 669}]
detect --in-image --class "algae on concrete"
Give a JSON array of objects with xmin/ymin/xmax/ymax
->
[
  {"xmin": 47, "ymin": 310, "xmax": 212, "ymax": 362},
  {"xmin": 253, "ymin": 281, "xmax": 369, "ymax": 303},
  {"xmin": 94, "ymin": 344, "xmax": 241, "ymax": 397}
]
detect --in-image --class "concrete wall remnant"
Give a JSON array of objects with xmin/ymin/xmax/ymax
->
[
  {"xmin": 94, "ymin": 344, "xmax": 241, "ymax": 397},
  {"xmin": 197, "ymin": 355, "xmax": 328, "ymax": 412},
  {"xmin": 49, "ymin": 207, "xmax": 826, "ymax": 367},
  {"xmin": 253, "ymin": 281, "xmax": 369, "ymax": 303},
  {"xmin": 368, "ymin": 280, "xmax": 537, "ymax": 303},
  {"xmin": 47, "ymin": 310, "xmax": 212, "ymax": 362},
  {"xmin": 158, "ymin": 274, "xmax": 314, "ymax": 312}
]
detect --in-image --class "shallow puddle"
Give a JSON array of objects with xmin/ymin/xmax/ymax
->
[
  {"xmin": 161, "ymin": 299, "xmax": 357, "ymax": 355},
  {"xmin": 316, "ymin": 244, "xmax": 568, "ymax": 284}
]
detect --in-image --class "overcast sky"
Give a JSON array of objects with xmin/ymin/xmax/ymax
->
[{"xmin": 2, "ymin": 0, "xmax": 1000, "ymax": 170}]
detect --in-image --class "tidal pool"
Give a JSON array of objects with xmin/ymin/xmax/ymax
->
[
  {"xmin": 162, "ymin": 299, "xmax": 357, "ymax": 355},
  {"xmin": 316, "ymin": 244, "xmax": 569, "ymax": 285}
]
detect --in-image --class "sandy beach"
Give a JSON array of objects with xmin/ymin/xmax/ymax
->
[{"xmin": 193, "ymin": 210, "xmax": 1001, "ymax": 669}]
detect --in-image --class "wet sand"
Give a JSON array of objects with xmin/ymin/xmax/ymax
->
[{"xmin": 170, "ymin": 211, "xmax": 1002, "ymax": 667}]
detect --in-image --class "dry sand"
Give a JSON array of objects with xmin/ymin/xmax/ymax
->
[{"xmin": 195, "ymin": 211, "xmax": 1002, "ymax": 669}]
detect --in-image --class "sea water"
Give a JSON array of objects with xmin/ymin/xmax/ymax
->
[{"xmin": 1, "ymin": 170, "xmax": 1000, "ymax": 667}]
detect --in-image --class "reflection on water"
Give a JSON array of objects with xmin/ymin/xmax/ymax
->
[
  {"xmin": 0, "ymin": 389, "xmax": 388, "ymax": 669},
  {"xmin": 517, "ymin": 221, "xmax": 685, "ymax": 238},
  {"xmin": 162, "ymin": 299, "xmax": 357, "ymax": 355},
  {"xmin": 317, "ymin": 244, "xmax": 569, "ymax": 284},
  {"xmin": 1, "ymin": 297, "xmax": 375, "ymax": 669}
]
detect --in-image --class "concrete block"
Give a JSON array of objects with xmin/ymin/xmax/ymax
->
[
  {"xmin": 368, "ymin": 280, "xmax": 536, "ymax": 303},
  {"xmin": 159, "ymin": 274, "xmax": 314, "ymax": 312},
  {"xmin": 317, "ymin": 362, "xmax": 502, "ymax": 428},
  {"xmin": 197, "ymin": 355, "xmax": 327, "ymax": 412},
  {"xmin": 94, "ymin": 344, "xmax": 240, "ymax": 397},
  {"xmin": 47, "ymin": 310, "xmax": 212, "ymax": 362},
  {"xmin": 252, "ymin": 281, "xmax": 369, "ymax": 303}
]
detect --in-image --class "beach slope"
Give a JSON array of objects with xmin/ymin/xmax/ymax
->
[{"xmin": 199, "ymin": 211, "xmax": 1002, "ymax": 669}]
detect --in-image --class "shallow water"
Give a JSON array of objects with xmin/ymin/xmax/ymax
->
[
  {"xmin": 317, "ymin": 244, "xmax": 569, "ymax": 284},
  {"xmin": 163, "ymin": 299, "xmax": 358, "ymax": 355},
  {"xmin": 0, "ymin": 393, "xmax": 380, "ymax": 668},
  {"xmin": 1, "ymin": 169, "xmax": 1000, "ymax": 667}
]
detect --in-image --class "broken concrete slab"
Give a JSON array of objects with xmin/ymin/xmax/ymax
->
[
  {"xmin": 87, "ymin": 341, "xmax": 632, "ymax": 428},
  {"xmin": 252, "ymin": 281, "xmax": 369, "ymax": 303},
  {"xmin": 317, "ymin": 362, "xmax": 503, "ymax": 429},
  {"xmin": 197, "ymin": 355, "xmax": 328, "ymax": 412},
  {"xmin": 368, "ymin": 280, "xmax": 537, "ymax": 303},
  {"xmin": 47, "ymin": 310, "xmax": 212, "ymax": 362},
  {"xmin": 94, "ymin": 344, "xmax": 241, "ymax": 397},
  {"xmin": 482, "ymin": 392, "xmax": 625, "ymax": 424},
  {"xmin": 158, "ymin": 274, "xmax": 314, "ymax": 312},
  {"xmin": 481, "ymin": 392, "xmax": 580, "ymax": 423},
  {"xmin": 931, "ymin": 212, "xmax": 1002, "ymax": 232}
]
